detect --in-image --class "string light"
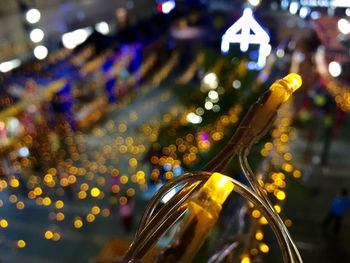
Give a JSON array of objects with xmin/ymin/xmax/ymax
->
[
  {"xmin": 33, "ymin": 45, "xmax": 48, "ymax": 60},
  {"xmin": 0, "ymin": 219, "xmax": 9, "ymax": 228},
  {"xmin": 26, "ymin": 8, "xmax": 41, "ymax": 24},
  {"xmin": 124, "ymin": 74, "xmax": 303, "ymax": 263},
  {"xmin": 17, "ymin": 240, "xmax": 26, "ymax": 248},
  {"xmin": 328, "ymin": 61, "xmax": 342, "ymax": 77},
  {"xmin": 30, "ymin": 28, "xmax": 44, "ymax": 43}
]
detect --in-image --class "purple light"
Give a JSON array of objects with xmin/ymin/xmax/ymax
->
[{"xmin": 199, "ymin": 131, "xmax": 210, "ymax": 142}]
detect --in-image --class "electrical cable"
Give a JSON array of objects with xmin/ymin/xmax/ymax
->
[{"xmin": 122, "ymin": 73, "xmax": 303, "ymax": 263}]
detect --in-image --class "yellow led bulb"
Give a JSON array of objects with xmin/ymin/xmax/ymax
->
[
  {"xmin": 157, "ymin": 173, "xmax": 234, "ymax": 263},
  {"xmin": 201, "ymin": 172, "xmax": 234, "ymax": 206},
  {"xmin": 204, "ymin": 73, "xmax": 303, "ymax": 172},
  {"xmin": 269, "ymin": 73, "xmax": 302, "ymax": 102}
]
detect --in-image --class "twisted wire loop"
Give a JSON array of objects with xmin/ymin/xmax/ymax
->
[
  {"xmin": 239, "ymin": 150, "xmax": 302, "ymax": 263},
  {"xmin": 123, "ymin": 74, "xmax": 303, "ymax": 263},
  {"xmin": 137, "ymin": 172, "xmax": 208, "ymax": 234},
  {"xmin": 122, "ymin": 171, "xmax": 301, "ymax": 263},
  {"xmin": 123, "ymin": 173, "xmax": 208, "ymax": 261}
]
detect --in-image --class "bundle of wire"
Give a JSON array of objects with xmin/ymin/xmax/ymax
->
[{"xmin": 122, "ymin": 73, "xmax": 303, "ymax": 263}]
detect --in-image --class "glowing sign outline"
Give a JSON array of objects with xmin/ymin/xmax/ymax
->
[
  {"xmin": 221, "ymin": 8, "xmax": 271, "ymax": 69},
  {"xmin": 300, "ymin": 0, "xmax": 350, "ymax": 8}
]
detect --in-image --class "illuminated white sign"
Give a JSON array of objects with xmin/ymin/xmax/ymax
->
[
  {"xmin": 221, "ymin": 8, "xmax": 271, "ymax": 69},
  {"xmin": 300, "ymin": 0, "xmax": 350, "ymax": 8}
]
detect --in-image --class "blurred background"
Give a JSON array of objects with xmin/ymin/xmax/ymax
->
[{"xmin": 0, "ymin": 0, "xmax": 349, "ymax": 262}]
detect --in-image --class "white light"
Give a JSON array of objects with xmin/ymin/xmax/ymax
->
[
  {"xmin": 18, "ymin": 147, "xmax": 30, "ymax": 157},
  {"xmin": 7, "ymin": 117, "xmax": 19, "ymax": 129},
  {"xmin": 7, "ymin": 117, "xmax": 20, "ymax": 135},
  {"xmin": 331, "ymin": 0, "xmax": 350, "ymax": 8},
  {"xmin": 299, "ymin": 7, "xmax": 309, "ymax": 18},
  {"xmin": 62, "ymin": 32, "xmax": 76, "ymax": 49},
  {"xmin": 328, "ymin": 61, "xmax": 342, "ymax": 77},
  {"xmin": 33, "ymin": 45, "xmax": 48, "ymax": 60},
  {"xmin": 213, "ymin": 104, "xmax": 220, "ymax": 112},
  {"xmin": 0, "ymin": 59, "xmax": 21, "ymax": 73},
  {"xmin": 346, "ymin": 8, "xmax": 350, "ymax": 17},
  {"xmin": 26, "ymin": 8, "xmax": 41, "ymax": 24},
  {"xmin": 161, "ymin": 0, "xmax": 176, "ymax": 14},
  {"xmin": 205, "ymin": 101, "xmax": 213, "ymax": 110},
  {"xmin": 208, "ymin": 90, "xmax": 219, "ymax": 100},
  {"xmin": 62, "ymin": 27, "xmax": 93, "ymax": 49},
  {"xmin": 310, "ymin": 11, "xmax": 321, "ymax": 20},
  {"xmin": 299, "ymin": 0, "xmax": 350, "ymax": 8},
  {"xmin": 293, "ymin": 51, "xmax": 305, "ymax": 63},
  {"xmin": 338, "ymin": 19, "xmax": 350, "ymax": 34},
  {"xmin": 95, "ymin": 21, "xmax": 109, "ymax": 35},
  {"xmin": 186, "ymin": 112, "xmax": 202, "ymax": 124},
  {"xmin": 276, "ymin": 48, "xmax": 285, "ymax": 58},
  {"xmin": 162, "ymin": 188, "xmax": 176, "ymax": 203},
  {"xmin": 289, "ymin": 2, "xmax": 299, "ymax": 15},
  {"xmin": 232, "ymin": 80, "xmax": 241, "ymax": 89},
  {"xmin": 196, "ymin": 107, "xmax": 204, "ymax": 116},
  {"xmin": 281, "ymin": 0, "xmax": 289, "ymax": 9},
  {"xmin": 30, "ymin": 28, "xmax": 44, "ymax": 43},
  {"xmin": 248, "ymin": 0, "xmax": 261, "ymax": 7},
  {"xmin": 288, "ymin": 41, "xmax": 296, "ymax": 51},
  {"xmin": 203, "ymin": 73, "xmax": 216, "ymax": 84},
  {"xmin": 257, "ymin": 44, "xmax": 271, "ymax": 68},
  {"xmin": 221, "ymin": 8, "xmax": 270, "ymax": 68},
  {"xmin": 203, "ymin": 72, "xmax": 218, "ymax": 90}
]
